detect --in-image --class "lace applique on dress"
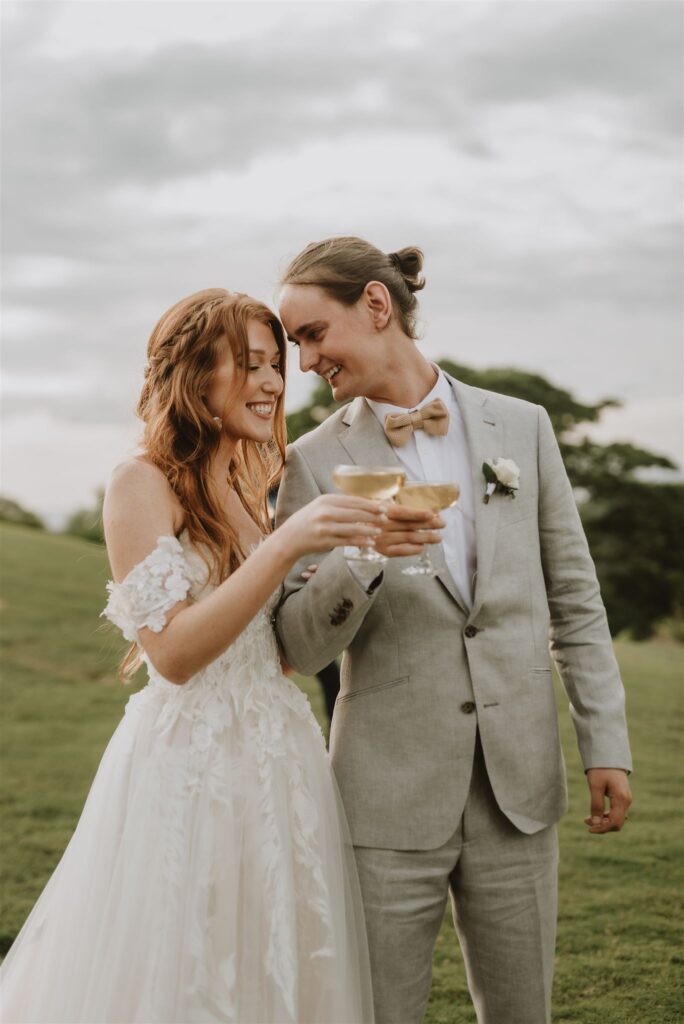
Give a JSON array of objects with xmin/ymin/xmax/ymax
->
[
  {"xmin": 101, "ymin": 535, "xmax": 192, "ymax": 643},
  {"xmin": 99, "ymin": 532, "xmax": 337, "ymax": 1018}
]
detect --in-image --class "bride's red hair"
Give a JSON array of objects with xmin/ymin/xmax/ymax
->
[{"xmin": 120, "ymin": 288, "xmax": 287, "ymax": 681}]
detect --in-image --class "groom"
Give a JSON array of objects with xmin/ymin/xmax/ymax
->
[{"xmin": 274, "ymin": 239, "xmax": 632, "ymax": 1024}]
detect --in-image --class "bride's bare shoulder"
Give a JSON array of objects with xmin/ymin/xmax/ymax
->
[
  {"xmin": 108, "ymin": 456, "xmax": 169, "ymax": 492},
  {"xmin": 103, "ymin": 458, "xmax": 185, "ymax": 577},
  {"xmin": 105, "ymin": 457, "xmax": 179, "ymax": 513}
]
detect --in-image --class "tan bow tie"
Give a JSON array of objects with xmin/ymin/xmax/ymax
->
[{"xmin": 384, "ymin": 398, "xmax": 450, "ymax": 447}]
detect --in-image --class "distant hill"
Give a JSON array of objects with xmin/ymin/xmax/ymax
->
[{"xmin": 0, "ymin": 497, "xmax": 45, "ymax": 530}]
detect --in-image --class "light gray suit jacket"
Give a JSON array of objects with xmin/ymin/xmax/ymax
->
[{"xmin": 275, "ymin": 376, "xmax": 632, "ymax": 850}]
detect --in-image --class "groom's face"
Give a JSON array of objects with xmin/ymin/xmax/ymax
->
[{"xmin": 278, "ymin": 284, "xmax": 376, "ymax": 402}]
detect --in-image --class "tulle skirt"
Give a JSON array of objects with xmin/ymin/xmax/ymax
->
[{"xmin": 0, "ymin": 671, "xmax": 374, "ymax": 1023}]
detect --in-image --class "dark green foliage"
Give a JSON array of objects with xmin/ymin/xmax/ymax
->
[
  {"xmin": 581, "ymin": 482, "xmax": 684, "ymax": 640},
  {"xmin": 63, "ymin": 488, "xmax": 105, "ymax": 545},
  {"xmin": 286, "ymin": 377, "xmax": 345, "ymax": 442},
  {"xmin": 561, "ymin": 438, "xmax": 675, "ymax": 490},
  {"xmin": 0, "ymin": 496, "xmax": 45, "ymax": 530},
  {"xmin": 437, "ymin": 359, "xmax": 619, "ymax": 437}
]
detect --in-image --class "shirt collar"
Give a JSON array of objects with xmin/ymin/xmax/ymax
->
[{"xmin": 365, "ymin": 364, "xmax": 454, "ymax": 425}]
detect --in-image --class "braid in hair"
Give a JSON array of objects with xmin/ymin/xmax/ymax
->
[
  {"xmin": 138, "ymin": 294, "xmax": 229, "ymax": 420},
  {"xmin": 118, "ymin": 288, "xmax": 288, "ymax": 684}
]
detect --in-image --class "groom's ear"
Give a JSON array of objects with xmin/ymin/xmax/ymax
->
[{"xmin": 363, "ymin": 281, "xmax": 392, "ymax": 331}]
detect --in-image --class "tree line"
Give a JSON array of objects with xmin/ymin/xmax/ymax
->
[{"xmin": 3, "ymin": 363, "xmax": 682, "ymax": 641}]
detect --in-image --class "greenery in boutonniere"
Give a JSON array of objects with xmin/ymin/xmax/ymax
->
[{"xmin": 482, "ymin": 458, "xmax": 520, "ymax": 503}]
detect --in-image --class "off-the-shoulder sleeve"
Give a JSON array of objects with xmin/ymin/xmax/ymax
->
[{"xmin": 101, "ymin": 535, "xmax": 193, "ymax": 643}]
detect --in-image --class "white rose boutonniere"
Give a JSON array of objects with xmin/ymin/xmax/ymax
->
[{"xmin": 482, "ymin": 458, "xmax": 520, "ymax": 504}]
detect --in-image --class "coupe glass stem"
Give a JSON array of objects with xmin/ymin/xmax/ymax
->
[
  {"xmin": 401, "ymin": 545, "xmax": 437, "ymax": 577},
  {"xmin": 346, "ymin": 537, "xmax": 386, "ymax": 564}
]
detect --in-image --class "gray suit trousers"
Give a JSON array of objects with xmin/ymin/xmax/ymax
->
[{"xmin": 353, "ymin": 736, "xmax": 558, "ymax": 1024}]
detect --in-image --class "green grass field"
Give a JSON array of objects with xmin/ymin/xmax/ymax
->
[{"xmin": 1, "ymin": 522, "xmax": 682, "ymax": 1022}]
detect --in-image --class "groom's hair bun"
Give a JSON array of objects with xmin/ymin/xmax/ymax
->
[
  {"xmin": 388, "ymin": 247, "xmax": 425, "ymax": 294},
  {"xmin": 282, "ymin": 236, "xmax": 425, "ymax": 340}
]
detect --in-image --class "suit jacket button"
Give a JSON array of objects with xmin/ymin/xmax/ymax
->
[
  {"xmin": 464, "ymin": 625, "xmax": 478, "ymax": 639},
  {"xmin": 460, "ymin": 701, "xmax": 476, "ymax": 714}
]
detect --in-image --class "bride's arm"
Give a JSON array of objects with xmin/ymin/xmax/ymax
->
[{"xmin": 103, "ymin": 459, "xmax": 383, "ymax": 685}]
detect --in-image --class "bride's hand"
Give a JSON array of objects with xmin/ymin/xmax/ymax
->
[{"xmin": 279, "ymin": 494, "xmax": 385, "ymax": 559}]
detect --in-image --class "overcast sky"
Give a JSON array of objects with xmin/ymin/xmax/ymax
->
[{"xmin": 2, "ymin": 0, "xmax": 682, "ymax": 524}]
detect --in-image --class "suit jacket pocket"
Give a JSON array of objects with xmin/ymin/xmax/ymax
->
[{"xmin": 336, "ymin": 675, "xmax": 409, "ymax": 705}]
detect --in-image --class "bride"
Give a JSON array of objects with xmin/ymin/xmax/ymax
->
[{"xmin": 0, "ymin": 288, "xmax": 380, "ymax": 1023}]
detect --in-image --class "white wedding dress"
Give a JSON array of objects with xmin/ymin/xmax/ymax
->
[{"xmin": 0, "ymin": 533, "xmax": 374, "ymax": 1023}]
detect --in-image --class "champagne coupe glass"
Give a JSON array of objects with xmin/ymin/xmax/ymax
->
[
  {"xmin": 332, "ymin": 465, "xmax": 407, "ymax": 563},
  {"xmin": 394, "ymin": 481, "xmax": 460, "ymax": 577}
]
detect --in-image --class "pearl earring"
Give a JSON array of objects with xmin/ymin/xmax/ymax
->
[{"xmin": 213, "ymin": 416, "xmax": 222, "ymax": 426}]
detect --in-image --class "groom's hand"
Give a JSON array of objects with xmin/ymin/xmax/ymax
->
[
  {"xmin": 584, "ymin": 768, "xmax": 632, "ymax": 834},
  {"xmin": 375, "ymin": 504, "xmax": 444, "ymax": 558}
]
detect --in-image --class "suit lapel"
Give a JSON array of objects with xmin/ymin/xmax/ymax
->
[
  {"xmin": 427, "ymin": 541, "xmax": 466, "ymax": 609},
  {"xmin": 448, "ymin": 376, "xmax": 504, "ymax": 619},
  {"xmin": 339, "ymin": 397, "xmax": 468, "ymax": 613},
  {"xmin": 338, "ymin": 398, "xmax": 402, "ymax": 468}
]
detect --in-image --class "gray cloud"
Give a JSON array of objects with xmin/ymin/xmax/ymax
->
[
  {"xmin": 463, "ymin": 2, "xmax": 682, "ymax": 103},
  {"xmin": 1, "ymin": 1, "xmax": 681, "ymax": 428},
  {"xmin": 3, "ymin": 3, "xmax": 680, "ymax": 211}
]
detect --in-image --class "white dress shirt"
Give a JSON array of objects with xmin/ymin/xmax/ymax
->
[{"xmin": 363, "ymin": 366, "xmax": 477, "ymax": 609}]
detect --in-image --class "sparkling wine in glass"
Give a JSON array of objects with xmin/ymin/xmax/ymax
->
[
  {"xmin": 394, "ymin": 481, "xmax": 460, "ymax": 576},
  {"xmin": 332, "ymin": 465, "xmax": 407, "ymax": 562}
]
